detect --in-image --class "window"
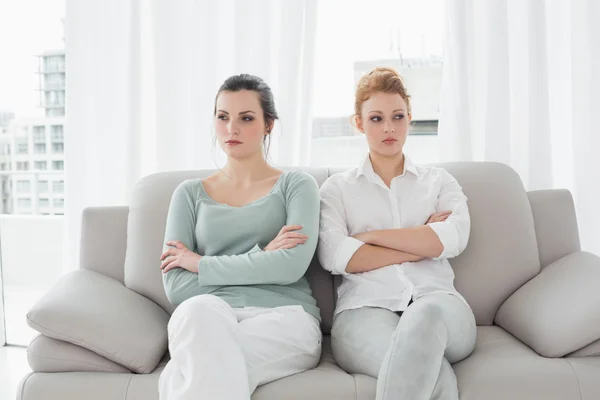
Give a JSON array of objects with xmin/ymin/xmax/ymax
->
[
  {"xmin": 34, "ymin": 143, "xmax": 46, "ymax": 153},
  {"xmin": 52, "ymin": 180, "xmax": 64, "ymax": 193},
  {"xmin": 53, "ymin": 198, "xmax": 64, "ymax": 208},
  {"xmin": 45, "ymin": 91, "xmax": 65, "ymax": 107},
  {"xmin": 52, "ymin": 142, "xmax": 64, "ymax": 153},
  {"xmin": 51, "ymin": 125, "xmax": 64, "ymax": 141},
  {"xmin": 2, "ymin": 0, "xmax": 66, "ymax": 348},
  {"xmin": 39, "ymin": 180, "xmax": 49, "ymax": 192},
  {"xmin": 309, "ymin": 0, "xmax": 444, "ymax": 167},
  {"xmin": 44, "ymin": 55, "xmax": 65, "ymax": 73},
  {"xmin": 52, "ymin": 160, "xmax": 64, "ymax": 170},
  {"xmin": 410, "ymin": 120, "xmax": 439, "ymax": 135},
  {"xmin": 33, "ymin": 125, "xmax": 45, "ymax": 136},
  {"xmin": 0, "ymin": 163, "xmax": 5, "ymax": 170},
  {"xmin": 45, "ymin": 73, "xmax": 65, "ymax": 90},
  {"xmin": 17, "ymin": 199, "xmax": 32, "ymax": 208},
  {"xmin": 17, "ymin": 180, "xmax": 31, "ymax": 193},
  {"xmin": 17, "ymin": 143, "xmax": 28, "ymax": 154},
  {"xmin": 33, "ymin": 129, "xmax": 46, "ymax": 142}
]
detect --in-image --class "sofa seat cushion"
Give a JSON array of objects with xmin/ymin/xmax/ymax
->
[
  {"xmin": 19, "ymin": 336, "xmax": 364, "ymax": 400},
  {"xmin": 19, "ymin": 330, "xmax": 600, "ymax": 400},
  {"xmin": 454, "ymin": 326, "xmax": 587, "ymax": 400},
  {"xmin": 252, "ymin": 336, "xmax": 362, "ymax": 399},
  {"xmin": 27, "ymin": 335, "xmax": 130, "ymax": 373}
]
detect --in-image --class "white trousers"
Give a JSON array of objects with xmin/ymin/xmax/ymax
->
[
  {"xmin": 331, "ymin": 293, "xmax": 477, "ymax": 400},
  {"xmin": 158, "ymin": 294, "xmax": 322, "ymax": 400}
]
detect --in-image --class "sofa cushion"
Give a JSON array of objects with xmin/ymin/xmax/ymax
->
[
  {"xmin": 18, "ymin": 336, "xmax": 364, "ymax": 400},
  {"xmin": 454, "ymin": 326, "xmax": 582, "ymax": 400},
  {"xmin": 252, "ymin": 336, "xmax": 359, "ymax": 399},
  {"xmin": 26, "ymin": 269, "xmax": 169, "ymax": 374},
  {"xmin": 562, "ymin": 358, "xmax": 600, "ymax": 399},
  {"xmin": 27, "ymin": 335, "xmax": 130, "ymax": 373},
  {"xmin": 18, "ymin": 332, "xmax": 600, "ymax": 400},
  {"xmin": 17, "ymin": 372, "xmax": 135, "ymax": 400},
  {"xmin": 495, "ymin": 251, "xmax": 600, "ymax": 357},
  {"xmin": 568, "ymin": 338, "xmax": 600, "ymax": 358}
]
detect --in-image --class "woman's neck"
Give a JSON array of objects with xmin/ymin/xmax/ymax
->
[
  {"xmin": 369, "ymin": 151, "xmax": 405, "ymax": 187},
  {"xmin": 222, "ymin": 152, "xmax": 272, "ymax": 184}
]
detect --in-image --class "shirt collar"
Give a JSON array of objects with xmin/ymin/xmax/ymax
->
[{"xmin": 356, "ymin": 153, "xmax": 419, "ymax": 181}]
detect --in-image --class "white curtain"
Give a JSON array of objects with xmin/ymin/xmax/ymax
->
[
  {"xmin": 65, "ymin": 0, "xmax": 318, "ymax": 270},
  {"xmin": 439, "ymin": 0, "xmax": 600, "ymax": 255}
]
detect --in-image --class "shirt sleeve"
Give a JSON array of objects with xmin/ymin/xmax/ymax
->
[
  {"xmin": 197, "ymin": 172, "xmax": 320, "ymax": 286},
  {"xmin": 427, "ymin": 169, "xmax": 471, "ymax": 260},
  {"xmin": 162, "ymin": 181, "xmax": 219, "ymax": 305},
  {"xmin": 317, "ymin": 177, "xmax": 364, "ymax": 276}
]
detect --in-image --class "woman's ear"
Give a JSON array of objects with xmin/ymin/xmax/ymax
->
[
  {"xmin": 266, "ymin": 120, "xmax": 275, "ymax": 135},
  {"xmin": 355, "ymin": 115, "xmax": 365, "ymax": 133}
]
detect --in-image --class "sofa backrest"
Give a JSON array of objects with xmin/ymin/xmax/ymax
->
[{"xmin": 124, "ymin": 162, "xmax": 541, "ymax": 330}]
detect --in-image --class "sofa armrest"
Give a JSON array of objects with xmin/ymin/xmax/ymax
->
[
  {"xmin": 80, "ymin": 206, "xmax": 129, "ymax": 283},
  {"xmin": 528, "ymin": 189, "xmax": 581, "ymax": 268},
  {"xmin": 26, "ymin": 269, "xmax": 169, "ymax": 373},
  {"xmin": 495, "ymin": 251, "xmax": 600, "ymax": 357}
]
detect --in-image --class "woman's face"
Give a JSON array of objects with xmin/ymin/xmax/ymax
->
[
  {"xmin": 214, "ymin": 90, "xmax": 271, "ymax": 160},
  {"xmin": 356, "ymin": 92, "xmax": 411, "ymax": 158}
]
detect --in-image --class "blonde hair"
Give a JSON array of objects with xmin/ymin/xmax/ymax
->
[{"xmin": 354, "ymin": 67, "xmax": 411, "ymax": 118}]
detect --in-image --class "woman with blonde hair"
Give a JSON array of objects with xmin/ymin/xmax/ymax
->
[{"xmin": 318, "ymin": 67, "xmax": 476, "ymax": 400}]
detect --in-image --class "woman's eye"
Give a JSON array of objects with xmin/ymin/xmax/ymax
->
[
  {"xmin": 217, "ymin": 115, "xmax": 228, "ymax": 120},
  {"xmin": 242, "ymin": 116, "xmax": 254, "ymax": 122},
  {"xmin": 394, "ymin": 114, "xmax": 404, "ymax": 120},
  {"xmin": 370, "ymin": 116, "xmax": 382, "ymax": 122}
]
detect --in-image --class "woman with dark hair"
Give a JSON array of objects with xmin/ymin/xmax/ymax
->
[{"xmin": 158, "ymin": 74, "xmax": 322, "ymax": 400}]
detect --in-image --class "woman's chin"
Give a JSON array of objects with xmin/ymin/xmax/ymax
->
[
  {"xmin": 223, "ymin": 147, "xmax": 255, "ymax": 160},
  {"xmin": 372, "ymin": 145, "xmax": 403, "ymax": 158}
]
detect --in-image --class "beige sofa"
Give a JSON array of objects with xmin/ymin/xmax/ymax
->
[{"xmin": 18, "ymin": 162, "xmax": 600, "ymax": 399}]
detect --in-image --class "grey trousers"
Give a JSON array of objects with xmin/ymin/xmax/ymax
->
[{"xmin": 331, "ymin": 293, "xmax": 477, "ymax": 400}]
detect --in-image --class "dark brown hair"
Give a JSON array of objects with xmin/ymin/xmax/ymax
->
[{"xmin": 214, "ymin": 74, "xmax": 278, "ymax": 156}]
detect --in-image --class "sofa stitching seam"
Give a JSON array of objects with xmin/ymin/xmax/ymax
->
[
  {"xmin": 564, "ymin": 358, "xmax": 584, "ymax": 400},
  {"xmin": 18, "ymin": 372, "xmax": 34, "ymax": 400},
  {"xmin": 123, "ymin": 375, "xmax": 134, "ymax": 400}
]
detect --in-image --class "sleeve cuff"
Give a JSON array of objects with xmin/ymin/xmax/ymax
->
[
  {"xmin": 332, "ymin": 236, "xmax": 365, "ymax": 275},
  {"xmin": 428, "ymin": 222, "xmax": 459, "ymax": 260}
]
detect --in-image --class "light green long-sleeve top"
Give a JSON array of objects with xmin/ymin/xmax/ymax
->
[{"xmin": 162, "ymin": 170, "xmax": 321, "ymax": 321}]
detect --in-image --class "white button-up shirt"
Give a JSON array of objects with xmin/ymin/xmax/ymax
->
[{"xmin": 318, "ymin": 154, "xmax": 471, "ymax": 315}]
